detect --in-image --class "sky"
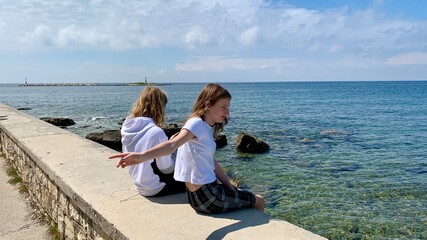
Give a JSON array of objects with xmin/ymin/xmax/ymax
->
[{"xmin": 0, "ymin": 0, "xmax": 426, "ymax": 83}]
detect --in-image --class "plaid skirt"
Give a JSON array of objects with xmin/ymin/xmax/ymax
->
[{"xmin": 187, "ymin": 181, "xmax": 256, "ymax": 214}]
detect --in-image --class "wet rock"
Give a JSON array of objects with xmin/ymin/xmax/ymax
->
[
  {"xmin": 118, "ymin": 118, "xmax": 126, "ymax": 125},
  {"xmin": 215, "ymin": 134, "xmax": 227, "ymax": 148},
  {"xmin": 162, "ymin": 124, "xmax": 181, "ymax": 139},
  {"xmin": 236, "ymin": 132, "xmax": 269, "ymax": 153},
  {"xmin": 86, "ymin": 130, "xmax": 122, "ymax": 152},
  {"xmin": 40, "ymin": 117, "xmax": 76, "ymax": 127},
  {"xmin": 163, "ymin": 123, "xmax": 227, "ymax": 147},
  {"xmin": 87, "ymin": 125, "xmax": 228, "ymax": 152},
  {"xmin": 86, "ymin": 124, "xmax": 181, "ymax": 152}
]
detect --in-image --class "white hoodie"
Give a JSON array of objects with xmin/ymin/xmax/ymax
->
[{"xmin": 121, "ymin": 117, "xmax": 175, "ymax": 196}]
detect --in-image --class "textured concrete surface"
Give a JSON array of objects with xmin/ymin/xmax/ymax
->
[{"xmin": 0, "ymin": 156, "xmax": 50, "ymax": 240}]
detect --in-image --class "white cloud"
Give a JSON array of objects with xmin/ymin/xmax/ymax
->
[
  {"xmin": 1, "ymin": 0, "xmax": 426, "ymax": 55},
  {"xmin": 56, "ymin": 25, "xmax": 96, "ymax": 47},
  {"xmin": 1, "ymin": 0, "xmax": 427, "ymax": 82},
  {"xmin": 20, "ymin": 25, "xmax": 53, "ymax": 47},
  {"xmin": 239, "ymin": 26, "xmax": 259, "ymax": 45},
  {"xmin": 175, "ymin": 56, "xmax": 291, "ymax": 72},
  {"xmin": 386, "ymin": 52, "xmax": 427, "ymax": 65},
  {"xmin": 185, "ymin": 25, "xmax": 211, "ymax": 48}
]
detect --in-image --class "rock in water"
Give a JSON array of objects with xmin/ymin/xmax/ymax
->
[
  {"xmin": 40, "ymin": 117, "xmax": 76, "ymax": 127},
  {"xmin": 86, "ymin": 125, "xmax": 181, "ymax": 152},
  {"xmin": 162, "ymin": 124, "xmax": 181, "ymax": 139},
  {"xmin": 236, "ymin": 132, "xmax": 269, "ymax": 153},
  {"xmin": 163, "ymin": 125, "xmax": 227, "ymax": 148},
  {"xmin": 86, "ymin": 130, "xmax": 122, "ymax": 152},
  {"xmin": 86, "ymin": 126, "xmax": 228, "ymax": 152},
  {"xmin": 216, "ymin": 134, "xmax": 227, "ymax": 148}
]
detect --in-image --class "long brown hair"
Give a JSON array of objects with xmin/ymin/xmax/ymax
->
[
  {"xmin": 130, "ymin": 87, "xmax": 168, "ymax": 127},
  {"xmin": 188, "ymin": 83, "xmax": 231, "ymax": 138}
]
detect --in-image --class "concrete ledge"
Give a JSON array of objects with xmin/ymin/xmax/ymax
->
[{"xmin": 0, "ymin": 103, "xmax": 326, "ymax": 240}]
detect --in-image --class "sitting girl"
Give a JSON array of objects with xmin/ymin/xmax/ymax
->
[
  {"xmin": 121, "ymin": 87, "xmax": 185, "ymax": 197},
  {"xmin": 111, "ymin": 83, "xmax": 264, "ymax": 213}
]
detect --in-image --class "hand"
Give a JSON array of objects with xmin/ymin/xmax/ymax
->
[{"xmin": 109, "ymin": 152, "xmax": 143, "ymax": 168}]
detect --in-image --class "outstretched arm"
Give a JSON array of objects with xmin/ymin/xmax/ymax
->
[
  {"xmin": 214, "ymin": 159, "xmax": 234, "ymax": 190},
  {"xmin": 109, "ymin": 129, "xmax": 194, "ymax": 168}
]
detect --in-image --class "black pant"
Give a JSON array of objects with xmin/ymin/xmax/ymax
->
[{"xmin": 150, "ymin": 160, "xmax": 186, "ymax": 197}]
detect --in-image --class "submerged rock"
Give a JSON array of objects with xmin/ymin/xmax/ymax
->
[
  {"xmin": 40, "ymin": 117, "xmax": 76, "ymax": 127},
  {"xmin": 236, "ymin": 132, "xmax": 269, "ymax": 153},
  {"xmin": 221, "ymin": 167, "xmax": 239, "ymax": 187}
]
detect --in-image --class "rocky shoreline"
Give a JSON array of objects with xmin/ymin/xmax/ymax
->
[
  {"xmin": 36, "ymin": 116, "xmax": 269, "ymax": 188},
  {"xmin": 37, "ymin": 116, "xmax": 270, "ymax": 154}
]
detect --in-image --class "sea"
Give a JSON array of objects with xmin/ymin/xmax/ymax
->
[{"xmin": 1, "ymin": 81, "xmax": 426, "ymax": 239}]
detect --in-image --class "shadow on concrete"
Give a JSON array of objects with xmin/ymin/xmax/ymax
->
[
  {"xmin": 146, "ymin": 192, "xmax": 188, "ymax": 204},
  {"xmin": 204, "ymin": 209, "xmax": 270, "ymax": 239},
  {"xmin": 111, "ymin": 189, "xmax": 188, "ymax": 205}
]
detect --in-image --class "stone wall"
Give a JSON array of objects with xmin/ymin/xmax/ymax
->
[{"xmin": 0, "ymin": 132, "xmax": 118, "ymax": 240}]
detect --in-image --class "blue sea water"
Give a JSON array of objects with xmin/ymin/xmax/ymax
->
[{"xmin": 1, "ymin": 81, "xmax": 426, "ymax": 239}]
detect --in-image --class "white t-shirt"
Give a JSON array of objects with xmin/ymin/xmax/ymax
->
[
  {"xmin": 121, "ymin": 117, "xmax": 175, "ymax": 196},
  {"xmin": 174, "ymin": 117, "xmax": 217, "ymax": 184}
]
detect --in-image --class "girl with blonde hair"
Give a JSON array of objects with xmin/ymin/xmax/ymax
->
[
  {"xmin": 121, "ymin": 87, "xmax": 185, "ymax": 197},
  {"xmin": 111, "ymin": 83, "xmax": 264, "ymax": 213}
]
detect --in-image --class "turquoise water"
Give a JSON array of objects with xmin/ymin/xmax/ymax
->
[{"xmin": 1, "ymin": 81, "xmax": 426, "ymax": 239}]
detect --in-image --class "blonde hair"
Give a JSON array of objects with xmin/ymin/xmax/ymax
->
[
  {"xmin": 130, "ymin": 87, "xmax": 168, "ymax": 127},
  {"xmin": 188, "ymin": 83, "xmax": 231, "ymax": 138}
]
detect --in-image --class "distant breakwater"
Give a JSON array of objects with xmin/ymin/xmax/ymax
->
[
  {"xmin": 19, "ymin": 83, "xmax": 98, "ymax": 87},
  {"xmin": 18, "ymin": 82, "xmax": 172, "ymax": 87}
]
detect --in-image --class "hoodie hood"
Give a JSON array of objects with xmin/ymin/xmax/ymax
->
[{"xmin": 121, "ymin": 117, "xmax": 157, "ymax": 149}]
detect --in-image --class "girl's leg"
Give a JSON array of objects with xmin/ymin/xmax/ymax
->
[{"xmin": 187, "ymin": 181, "xmax": 257, "ymax": 213}]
